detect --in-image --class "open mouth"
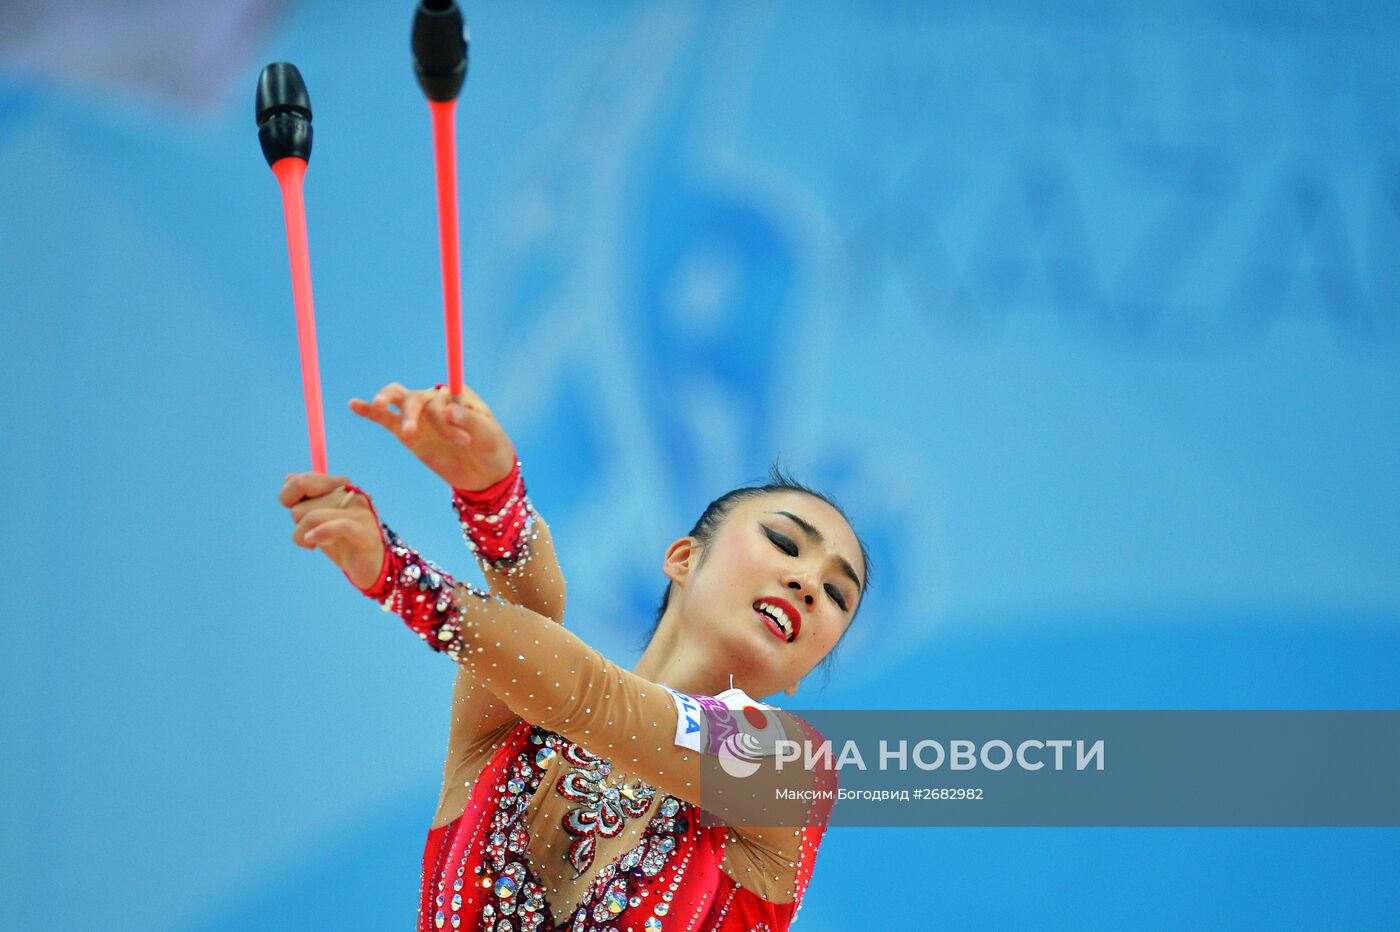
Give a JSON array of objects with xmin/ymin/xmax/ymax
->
[{"xmin": 753, "ymin": 598, "xmax": 799, "ymax": 644}]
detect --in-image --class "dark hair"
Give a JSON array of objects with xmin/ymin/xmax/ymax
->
[{"xmin": 639, "ymin": 462, "xmax": 874, "ymax": 690}]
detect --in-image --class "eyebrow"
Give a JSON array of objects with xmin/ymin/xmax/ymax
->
[{"xmin": 768, "ymin": 511, "xmax": 864, "ymax": 594}]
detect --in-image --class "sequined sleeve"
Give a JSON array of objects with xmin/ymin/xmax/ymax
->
[{"xmin": 452, "ymin": 459, "xmax": 566, "ymax": 625}]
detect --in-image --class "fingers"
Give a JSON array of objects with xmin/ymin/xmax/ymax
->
[
  {"xmin": 289, "ymin": 485, "xmax": 360, "ymax": 523},
  {"xmin": 349, "ymin": 397, "xmax": 403, "ymax": 435},
  {"xmin": 450, "ymin": 382, "xmax": 486, "ymax": 408},
  {"xmin": 401, "ymin": 390, "xmax": 430, "ymax": 438},
  {"xmin": 450, "ymin": 403, "xmax": 514, "ymax": 459},
  {"xmin": 304, "ymin": 516, "xmax": 363, "ymax": 547},
  {"xmin": 373, "ymin": 382, "xmax": 409, "ymax": 411},
  {"xmin": 279, "ymin": 472, "xmax": 351, "ymax": 507},
  {"xmin": 425, "ymin": 393, "xmax": 472, "ymax": 444},
  {"xmin": 291, "ymin": 506, "xmax": 372, "ymax": 549},
  {"xmin": 348, "ymin": 381, "xmax": 495, "ymax": 445},
  {"xmin": 453, "ymin": 388, "xmax": 496, "ymax": 421},
  {"xmin": 450, "ymin": 402, "xmax": 491, "ymax": 432},
  {"xmin": 353, "ymin": 382, "xmax": 411, "ymax": 432}
]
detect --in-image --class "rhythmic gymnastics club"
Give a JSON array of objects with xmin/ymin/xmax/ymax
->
[
  {"xmin": 412, "ymin": 0, "xmax": 470, "ymax": 395},
  {"xmin": 256, "ymin": 62, "xmax": 328, "ymax": 475}
]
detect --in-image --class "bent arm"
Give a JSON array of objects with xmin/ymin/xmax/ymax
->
[
  {"xmin": 285, "ymin": 471, "xmax": 828, "ymax": 903},
  {"xmin": 454, "ymin": 462, "xmax": 567, "ymax": 624},
  {"xmin": 357, "ymin": 520, "xmax": 832, "ymax": 900},
  {"xmin": 366, "ymin": 385, "xmax": 571, "ymax": 777},
  {"xmin": 479, "ymin": 515, "xmax": 565, "ymax": 619},
  {"xmin": 347, "ymin": 382, "xmax": 569, "ymax": 622},
  {"xmin": 444, "ymin": 585, "xmax": 832, "ymax": 902},
  {"xmin": 442, "ymin": 464, "xmax": 567, "ymax": 809}
]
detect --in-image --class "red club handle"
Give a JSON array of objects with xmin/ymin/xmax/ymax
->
[
  {"xmin": 272, "ymin": 157, "xmax": 328, "ymax": 474},
  {"xmin": 429, "ymin": 98, "xmax": 464, "ymax": 395},
  {"xmin": 413, "ymin": 2, "xmax": 469, "ymax": 394}
]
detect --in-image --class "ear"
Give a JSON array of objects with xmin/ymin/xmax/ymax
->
[{"xmin": 662, "ymin": 537, "xmax": 696, "ymax": 586}]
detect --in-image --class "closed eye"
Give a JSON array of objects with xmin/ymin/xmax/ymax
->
[
  {"xmin": 764, "ymin": 525, "xmax": 851, "ymax": 612},
  {"xmin": 763, "ymin": 525, "xmax": 798, "ymax": 556}
]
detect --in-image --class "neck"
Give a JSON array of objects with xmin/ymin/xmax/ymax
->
[{"xmin": 631, "ymin": 612, "xmax": 746, "ymax": 698}]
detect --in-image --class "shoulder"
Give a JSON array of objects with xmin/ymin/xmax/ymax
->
[{"xmin": 662, "ymin": 685, "xmax": 810, "ymax": 751}]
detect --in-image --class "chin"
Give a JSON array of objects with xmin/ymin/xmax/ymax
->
[{"xmin": 707, "ymin": 623, "xmax": 778, "ymax": 671}]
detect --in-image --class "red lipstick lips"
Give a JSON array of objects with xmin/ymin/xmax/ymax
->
[{"xmin": 753, "ymin": 596, "xmax": 802, "ymax": 643}]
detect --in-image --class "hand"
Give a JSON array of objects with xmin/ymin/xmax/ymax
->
[
  {"xmin": 349, "ymin": 382, "xmax": 517, "ymax": 492},
  {"xmin": 279, "ymin": 473, "xmax": 386, "ymax": 590}
]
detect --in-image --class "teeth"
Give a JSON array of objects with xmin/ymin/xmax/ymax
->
[{"xmin": 756, "ymin": 603, "xmax": 792, "ymax": 638}]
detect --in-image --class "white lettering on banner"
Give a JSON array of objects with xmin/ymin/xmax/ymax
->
[
  {"xmin": 775, "ymin": 739, "xmax": 804, "ymax": 767},
  {"xmin": 1078, "ymin": 739, "xmax": 1105, "ymax": 770},
  {"xmin": 836, "ymin": 740, "xmax": 867, "ymax": 770},
  {"xmin": 981, "ymin": 740, "xmax": 1013, "ymax": 771},
  {"xmin": 913, "ymin": 739, "xmax": 944, "ymax": 770},
  {"xmin": 664, "ymin": 686, "xmax": 705, "ymax": 753},
  {"xmin": 768, "ymin": 738, "xmax": 1108, "ymax": 771},
  {"xmin": 1045, "ymin": 739, "xmax": 1072, "ymax": 769}
]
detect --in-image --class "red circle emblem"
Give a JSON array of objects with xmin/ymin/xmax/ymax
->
[{"xmin": 742, "ymin": 705, "xmax": 768, "ymax": 729}]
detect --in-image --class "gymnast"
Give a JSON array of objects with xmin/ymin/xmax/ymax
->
[{"xmin": 278, "ymin": 382, "xmax": 872, "ymax": 931}]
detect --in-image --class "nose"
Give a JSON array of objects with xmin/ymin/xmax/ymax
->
[{"xmin": 786, "ymin": 577, "xmax": 815, "ymax": 608}]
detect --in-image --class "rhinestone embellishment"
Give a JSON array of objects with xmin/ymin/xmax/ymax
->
[
  {"xmin": 456, "ymin": 727, "xmax": 690, "ymax": 931},
  {"xmin": 553, "ymin": 738, "xmax": 658, "ymax": 874}
]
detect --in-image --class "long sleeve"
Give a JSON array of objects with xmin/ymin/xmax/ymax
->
[
  {"xmin": 358, "ymin": 516, "xmax": 832, "ymax": 903},
  {"xmin": 446, "ymin": 583, "xmax": 833, "ymax": 902},
  {"xmin": 453, "ymin": 458, "xmax": 566, "ymax": 625},
  {"xmin": 441, "ymin": 464, "xmax": 568, "ymax": 821},
  {"xmin": 437, "ymin": 509, "xmax": 568, "ymax": 819},
  {"xmin": 455, "ymin": 589, "xmax": 700, "ymax": 793}
]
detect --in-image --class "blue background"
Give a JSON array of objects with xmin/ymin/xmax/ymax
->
[{"xmin": 3, "ymin": 1, "xmax": 1398, "ymax": 927}]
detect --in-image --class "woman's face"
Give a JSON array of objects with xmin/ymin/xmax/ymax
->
[{"xmin": 667, "ymin": 490, "xmax": 865, "ymax": 695}]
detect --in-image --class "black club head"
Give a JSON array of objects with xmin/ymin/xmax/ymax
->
[
  {"xmin": 412, "ymin": 0, "xmax": 470, "ymax": 102},
  {"xmin": 255, "ymin": 62, "xmax": 313, "ymax": 167}
]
